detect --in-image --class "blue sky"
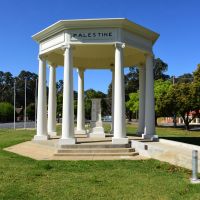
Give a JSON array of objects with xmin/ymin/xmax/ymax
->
[{"xmin": 0, "ymin": 0, "xmax": 199, "ymax": 93}]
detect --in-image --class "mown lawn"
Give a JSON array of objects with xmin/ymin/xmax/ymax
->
[
  {"xmin": 126, "ymin": 123, "xmax": 200, "ymax": 146},
  {"xmin": 0, "ymin": 128, "xmax": 200, "ymax": 199}
]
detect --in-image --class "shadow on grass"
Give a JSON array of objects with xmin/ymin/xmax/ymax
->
[
  {"xmin": 160, "ymin": 137, "xmax": 200, "ymax": 146},
  {"xmin": 158, "ymin": 124, "xmax": 200, "ymax": 131}
]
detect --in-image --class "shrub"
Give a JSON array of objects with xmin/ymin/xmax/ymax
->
[
  {"xmin": 26, "ymin": 103, "xmax": 35, "ymax": 121},
  {"xmin": 0, "ymin": 102, "xmax": 14, "ymax": 122}
]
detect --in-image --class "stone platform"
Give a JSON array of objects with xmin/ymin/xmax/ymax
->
[
  {"xmin": 131, "ymin": 138, "xmax": 200, "ymax": 171},
  {"xmin": 4, "ymin": 135, "xmax": 144, "ymax": 161}
]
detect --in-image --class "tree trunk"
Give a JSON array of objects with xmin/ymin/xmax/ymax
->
[
  {"xmin": 185, "ymin": 122, "xmax": 190, "ymax": 130},
  {"xmin": 173, "ymin": 114, "xmax": 177, "ymax": 128},
  {"xmin": 182, "ymin": 114, "xmax": 190, "ymax": 131},
  {"xmin": 128, "ymin": 110, "xmax": 132, "ymax": 122}
]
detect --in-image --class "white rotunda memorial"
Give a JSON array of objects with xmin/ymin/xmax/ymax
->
[{"xmin": 32, "ymin": 18, "xmax": 159, "ymax": 145}]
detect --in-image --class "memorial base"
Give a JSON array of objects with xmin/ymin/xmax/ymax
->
[
  {"xmin": 89, "ymin": 127, "xmax": 105, "ymax": 138},
  {"xmin": 142, "ymin": 134, "xmax": 159, "ymax": 141}
]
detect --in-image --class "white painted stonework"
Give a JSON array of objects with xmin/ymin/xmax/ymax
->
[
  {"xmin": 32, "ymin": 18, "xmax": 159, "ymax": 145},
  {"xmin": 75, "ymin": 68, "xmax": 86, "ymax": 135},
  {"xmin": 89, "ymin": 99, "xmax": 105, "ymax": 138},
  {"xmin": 47, "ymin": 64, "xmax": 57, "ymax": 136}
]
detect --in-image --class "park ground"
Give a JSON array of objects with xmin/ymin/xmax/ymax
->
[{"xmin": 0, "ymin": 124, "xmax": 200, "ymax": 199}]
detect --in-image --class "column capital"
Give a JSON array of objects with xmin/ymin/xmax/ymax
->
[
  {"xmin": 115, "ymin": 42, "xmax": 125, "ymax": 49},
  {"xmin": 47, "ymin": 61, "xmax": 57, "ymax": 68},
  {"xmin": 110, "ymin": 67, "xmax": 115, "ymax": 72},
  {"xmin": 38, "ymin": 54, "xmax": 48, "ymax": 61},
  {"xmin": 138, "ymin": 62, "xmax": 146, "ymax": 68},
  {"xmin": 61, "ymin": 44, "xmax": 71, "ymax": 50},
  {"xmin": 144, "ymin": 52, "xmax": 154, "ymax": 58},
  {"xmin": 77, "ymin": 68, "xmax": 85, "ymax": 73}
]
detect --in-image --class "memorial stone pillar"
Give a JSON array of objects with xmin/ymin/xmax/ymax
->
[{"xmin": 89, "ymin": 98, "xmax": 105, "ymax": 138}]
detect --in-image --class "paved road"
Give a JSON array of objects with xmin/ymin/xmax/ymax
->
[{"xmin": 0, "ymin": 121, "xmax": 36, "ymax": 129}]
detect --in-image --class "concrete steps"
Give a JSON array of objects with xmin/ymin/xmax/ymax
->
[
  {"xmin": 54, "ymin": 143, "xmax": 139, "ymax": 157},
  {"xmin": 58, "ymin": 143, "xmax": 130, "ymax": 149},
  {"xmin": 54, "ymin": 152, "xmax": 139, "ymax": 156},
  {"xmin": 57, "ymin": 148, "xmax": 134, "ymax": 153}
]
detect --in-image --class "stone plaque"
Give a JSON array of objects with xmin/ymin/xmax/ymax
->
[
  {"xmin": 89, "ymin": 98, "xmax": 105, "ymax": 138},
  {"xmin": 91, "ymin": 99, "xmax": 101, "ymax": 122}
]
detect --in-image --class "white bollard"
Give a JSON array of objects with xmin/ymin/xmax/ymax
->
[{"xmin": 190, "ymin": 150, "xmax": 200, "ymax": 184}]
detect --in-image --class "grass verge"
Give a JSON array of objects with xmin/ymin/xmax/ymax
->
[{"xmin": 0, "ymin": 128, "xmax": 200, "ymax": 199}]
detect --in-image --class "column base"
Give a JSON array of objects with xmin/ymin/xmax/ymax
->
[
  {"xmin": 142, "ymin": 134, "xmax": 159, "ymax": 141},
  {"xmin": 58, "ymin": 138, "xmax": 76, "ymax": 145},
  {"xmin": 33, "ymin": 135, "xmax": 49, "ymax": 141},
  {"xmin": 112, "ymin": 137, "xmax": 129, "ymax": 144},
  {"xmin": 48, "ymin": 132, "xmax": 57, "ymax": 137},
  {"xmin": 74, "ymin": 128, "xmax": 86, "ymax": 135},
  {"xmin": 89, "ymin": 132, "xmax": 105, "ymax": 138},
  {"xmin": 190, "ymin": 178, "xmax": 200, "ymax": 184}
]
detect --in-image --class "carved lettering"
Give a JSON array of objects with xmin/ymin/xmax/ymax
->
[{"xmin": 71, "ymin": 31, "xmax": 113, "ymax": 40}]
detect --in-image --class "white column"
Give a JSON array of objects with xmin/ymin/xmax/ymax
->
[
  {"xmin": 47, "ymin": 64, "xmax": 57, "ymax": 136},
  {"xmin": 112, "ymin": 43, "xmax": 128, "ymax": 144},
  {"xmin": 76, "ymin": 68, "xmax": 86, "ymax": 134},
  {"xmin": 138, "ymin": 65, "xmax": 146, "ymax": 135},
  {"xmin": 142, "ymin": 54, "xmax": 158, "ymax": 140},
  {"xmin": 111, "ymin": 68, "xmax": 115, "ymax": 134},
  {"xmin": 59, "ymin": 45, "xmax": 76, "ymax": 145},
  {"xmin": 34, "ymin": 57, "xmax": 49, "ymax": 140}
]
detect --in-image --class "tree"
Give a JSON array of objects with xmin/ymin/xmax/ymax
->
[
  {"xmin": 154, "ymin": 79, "xmax": 172, "ymax": 126},
  {"xmin": 56, "ymin": 93, "xmax": 63, "ymax": 121},
  {"xmin": 176, "ymin": 73, "xmax": 193, "ymax": 83},
  {"xmin": 15, "ymin": 70, "xmax": 38, "ymax": 107},
  {"xmin": 154, "ymin": 58, "xmax": 170, "ymax": 80},
  {"xmin": 0, "ymin": 71, "xmax": 14, "ymax": 103},
  {"xmin": 161, "ymin": 83, "xmax": 200, "ymax": 130},
  {"xmin": 56, "ymin": 80, "xmax": 63, "ymax": 94},
  {"xmin": 26, "ymin": 103, "xmax": 35, "ymax": 121},
  {"xmin": 126, "ymin": 92, "xmax": 139, "ymax": 114},
  {"xmin": 193, "ymin": 64, "xmax": 200, "ymax": 83}
]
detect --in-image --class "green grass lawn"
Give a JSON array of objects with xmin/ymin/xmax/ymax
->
[
  {"xmin": 0, "ymin": 127, "xmax": 200, "ymax": 199},
  {"xmin": 126, "ymin": 123, "xmax": 200, "ymax": 146}
]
